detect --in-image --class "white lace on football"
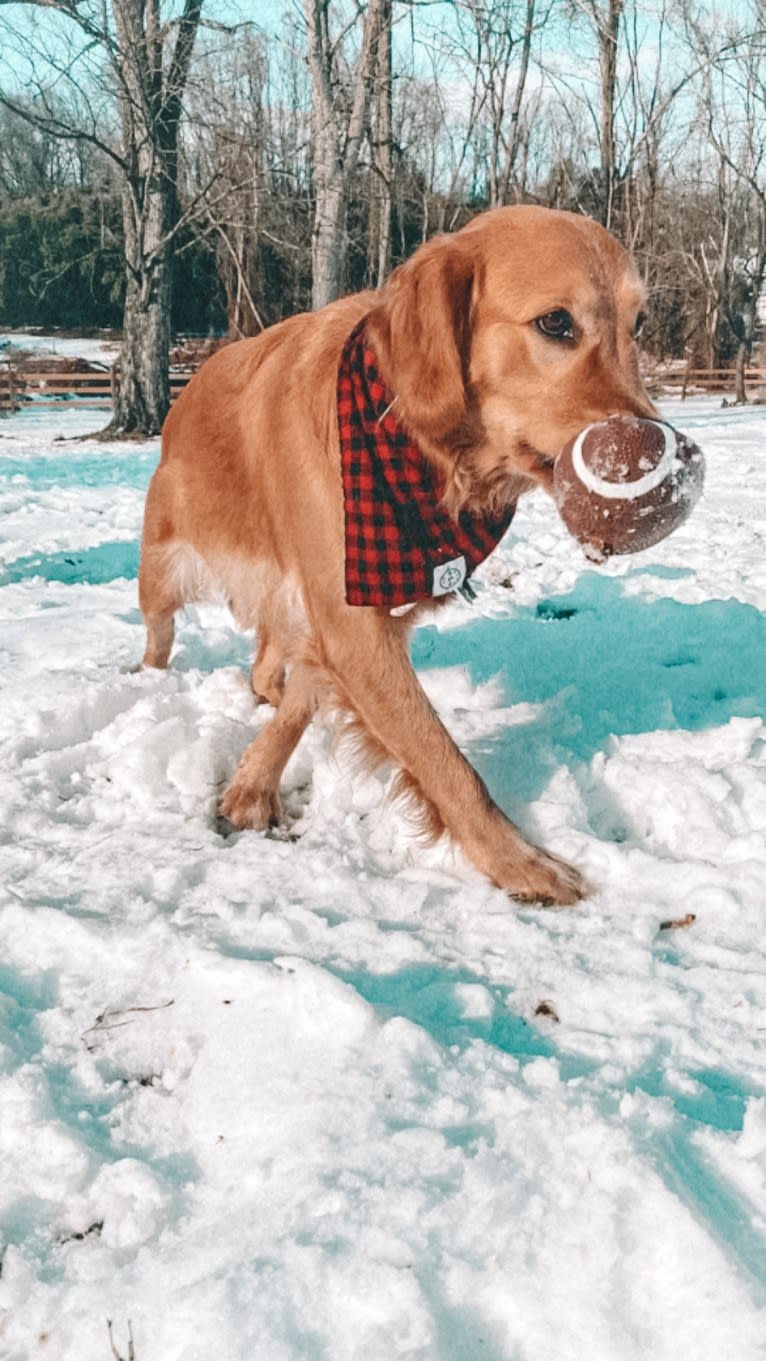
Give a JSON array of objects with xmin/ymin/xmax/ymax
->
[{"xmin": 571, "ymin": 420, "xmax": 677, "ymax": 501}]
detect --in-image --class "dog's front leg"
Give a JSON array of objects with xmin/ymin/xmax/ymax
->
[
  {"xmin": 319, "ymin": 610, "xmax": 588, "ymax": 906},
  {"xmin": 219, "ymin": 664, "xmax": 318, "ymax": 831}
]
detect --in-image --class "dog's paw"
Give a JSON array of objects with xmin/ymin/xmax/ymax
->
[
  {"xmin": 218, "ymin": 779, "xmax": 282, "ymax": 832},
  {"xmin": 504, "ymin": 848, "xmax": 591, "ymax": 908}
]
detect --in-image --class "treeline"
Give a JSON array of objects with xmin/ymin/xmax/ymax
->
[
  {"xmin": 0, "ymin": 187, "xmax": 222, "ymax": 334},
  {"xmin": 0, "ymin": 106, "xmax": 753, "ymax": 365},
  {"xmin": 1, "ymin": 0, "xmax": 764, "ymax": 433}
]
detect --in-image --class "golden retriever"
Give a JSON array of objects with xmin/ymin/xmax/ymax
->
[{"xmin": 139, "ymin": 205, "xmax": 654, "ymax": 905}]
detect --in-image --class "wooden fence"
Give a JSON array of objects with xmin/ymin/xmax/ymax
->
[
  {"xmin": 0, "ymin": 365, "xmax": 196, "ymax": 412},
  {"xmin": 2, "ymin": 361, "xmax": 766, "ymax": 413},
  {"xmin": 645, "ymin": 367, "xmax": 766, "ymax": 396}
]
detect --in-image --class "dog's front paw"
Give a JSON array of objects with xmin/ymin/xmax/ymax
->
[
  {"xmin": 504, "ymin": 847, "xmax": 591, "ymax": 908},
  {"xmin": 218, "ymin": 778, "xmax": 282, "ymax": 832}
]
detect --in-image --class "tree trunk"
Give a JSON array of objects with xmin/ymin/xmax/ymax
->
[
  {"xmin": 733, "ymin": 255, "xmax": 765, "ymax": 404},
  {"xmin": 307, "ymin": 0, "xmax": 384, "ymax": 310},
  {"xmin": 502, "ymin": 0, "xmax": 536, "ymax": 203},
  {"xmin": 369, "ymin": 0, "xmax": 393, "ymax": 288},
  {"xmin": 311, "ymin": 171, "xmax": 347, "ymax": 310},
  {"xmin": 598, "ymin": 0, "xmax": 624, "ymax": 229},
  {"xmin": 111, "ymin": 177, "xmax": 173, "ymax": 435},
  {"xmin": 734, "ymin": 339, "xmax": 748, "ymax": 405}
]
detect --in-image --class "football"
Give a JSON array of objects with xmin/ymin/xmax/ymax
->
[{"xmin": 553, "ymin": 415, "xmax": 705, "ymax": 558}]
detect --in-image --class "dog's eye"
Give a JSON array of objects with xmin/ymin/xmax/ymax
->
[
  {"xmin": 634, "ymin": 312, "xmax": 647, "ymax": 340},
  {"xmin": 535, "ymin": 309, "xmax": 575, "ymax": 341}
]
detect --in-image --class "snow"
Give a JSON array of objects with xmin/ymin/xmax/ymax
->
[
  {"xmin": 0, "ymin": 331, "xmax": 120, "ymax": 366},
  {"xmin": 1, "ymin": 393, "xmax": 765, "ymax": 1359}
]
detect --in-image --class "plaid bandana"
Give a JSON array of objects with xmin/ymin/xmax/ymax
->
[{"xmin": 338, "ymin": 320, "xmax": 516, "ymax": 608}]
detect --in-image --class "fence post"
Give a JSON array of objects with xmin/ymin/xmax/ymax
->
[
  {"xmin": 0, "ymin": 363, "xmax": 18, "ymax": 412},
  {"xmin": 681, "ymin": 352, "xmax": 691, "ymax": 401}
]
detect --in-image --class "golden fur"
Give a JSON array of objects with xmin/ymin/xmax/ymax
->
[{"xmin": 139, "ymin": 205, "xmax": 654, "ymax": 905}]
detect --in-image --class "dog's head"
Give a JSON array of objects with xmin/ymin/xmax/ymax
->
[{"xmin": 365, "ymin": 205, "xmax": 655, "ymax": 509}]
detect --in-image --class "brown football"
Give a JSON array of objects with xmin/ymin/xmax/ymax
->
[{"xmin": 553, "ymin": 415, "xmax": 704, "ymax": 559}]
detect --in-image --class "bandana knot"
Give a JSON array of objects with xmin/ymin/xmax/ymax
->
[{"xmin": 338, "ymin": 319, "xmax": 516, "ymax": 608}]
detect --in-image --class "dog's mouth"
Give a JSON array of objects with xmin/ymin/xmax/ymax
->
[{"xmin": 515, "ymin": 441, "xmax": 556, "ymax": 491}]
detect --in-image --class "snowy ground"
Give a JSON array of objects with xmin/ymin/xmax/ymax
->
[
  {"xmin": 0, "ymin": 332, "xmax": 120, "ymax": 366},
  {"xmin": 1, "ymin": 395, "xmax": 765, "ymax": 1360}
]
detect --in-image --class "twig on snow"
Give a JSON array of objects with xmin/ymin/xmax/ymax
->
[
  {"xmin": 659, "ymin": 913, "xmax": 696, "ymax": 931},
  {"xmin": 81, "ymin": 999, "xmax": 174, "ymax": 1049},
  {"xmin": 107, "ymin": 1318, "xmax": 135, "ymax": 1361}
]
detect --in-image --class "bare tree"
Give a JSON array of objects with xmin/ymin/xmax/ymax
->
[
  {"xmin": 187, "ymin": 32, "xmax": 269, "ymax": 337},
  {"xmin": 0, "ymin": 0, "xmax": 204, "ymax": 435},
  {"xmin": 705, "ymin": 26, "xmax": 766, "ymax": 400},
  {"xmin": 182, "ymin": 22, "xmax": 313, "ymax": 328},
  {"xmin": 557, "ymin": 0, "xmax": 624, "ymax": 227},
  {"xmin": 677, "ymin": 0, "xmax": 766, "ymax": 399},
  {"xmin": 449, "ymin": 0, "xmax": 542, "ymax": 208},
  {"xmin": 306, "ymin": 0, "xmax": 385, "ymax": 308},
  {"xmin": 0, "ymin": 99, "xmax": 107, "ymax": 192}
]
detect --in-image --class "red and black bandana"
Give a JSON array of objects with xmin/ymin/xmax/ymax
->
[{"xmin": 338, "ymin": 319, "xmax": 516, "ymax": 609}]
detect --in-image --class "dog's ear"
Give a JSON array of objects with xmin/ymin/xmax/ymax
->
[{"xmin": 366, "ymin": 235, "xmax": 476, "ymax": 445}]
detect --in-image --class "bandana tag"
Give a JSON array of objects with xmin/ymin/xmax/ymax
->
[{"xmin": 432, "ymin": 556, "xmax": 466, "ymax": 597}]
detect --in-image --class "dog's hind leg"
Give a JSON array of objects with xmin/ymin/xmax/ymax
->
[
  {"xmin": 138, "ymin": 466, "xmax": 190, "ymax": 670},
  {"xmin": 219, "ymin": 662, "xmax": 318, "ymax": 831},
  {"xmin": 138, "ymin": 537, "xmax": 184, "ymax": 669},
  {"xmin": 142, "ymin": 611, "xmax": 176, "ymax": 670},
  {"xmin": 138, "ymin": 533, "xmax": 188, "ymax": 669}
]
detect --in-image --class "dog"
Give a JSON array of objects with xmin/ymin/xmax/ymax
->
[{"xmin": 139, "ymin": 205, "xmax": 654, "ymax": 906}]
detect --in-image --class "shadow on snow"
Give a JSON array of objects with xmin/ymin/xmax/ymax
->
[{"xmin": 413, "ymin": 570, "xmax": 766, "ymax": 804}]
